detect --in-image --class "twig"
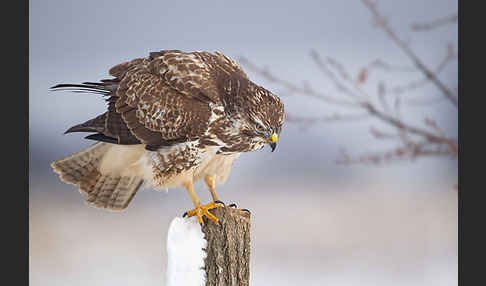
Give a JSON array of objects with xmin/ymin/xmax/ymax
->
[
  {"xmin": 391, "ymin": 43, "xmax": 456, "ymax": 95},
  {"xmin": 362, "ymin": 102, "xmax": 457, "ymax": 155},
  {"xmin": 365, "ymin": 58, "xmax": 417, "ymax": 73},
  {"xmin": 337, "ymin": 139, "xmax": 456, "ymax": 165},
  {"xmin": 411, "ymin": 14, "xmax": 458, "ymax": 31},
  {"xmin": 239, "ymin": 57, "xmax": 356, "ymax": 107},
  {"xmin": 239, "ymin": 1, "xmax": 458, "ymax": 165},
  {"xmin": 362, "ymin": 0, "xmax": 458, "ymax": 107},
  {"xmin": 309, "ymin": 49, "xmax": 360, "ymax": 99},
  {"xmin": 241, "ymin": 56, "xmax": 458, "ymax": 159}
]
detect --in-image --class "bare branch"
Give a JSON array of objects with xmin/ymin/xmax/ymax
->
[
  {"xmin": 309, "ymin": 50, "xmax": 361, "ymax": 99},
  {"xmin": 391, "ymin": 43, "xmax": 456, "ymax": 95},
  {"xmin": 377, "ymin": 81, "xmax": 391, "ymax": 113},
  {"xmin": 361, "ymin": 0, "xmax": 458, "ymax": 107},
  {"xmin": 411, "ymin": 13, "xmax": 458, "ymax": 31},
  {"xmin": 243, "ymin": 52, "xmax": 458, "ymax": 156},
  {"xmin": 365, "ymin": 58, "xmax": 417, "ymax": 73},
  {"xmin": 337, "ymin": 139, "xmax": 456, "ymax": 165},
  {"xmin": 424, "ymin": 117, "xmax": 447, "ymax": 138},
  {"xmin": 239, "ymin": 57, "xmax": 358, "ymax": 107},
  {"xmin": 326, "ymin": 57, "xmax": 369, "ymax": 98},
  {"xmin": 369, "ymin": 126, "xmax": 400, "ymax": 140},
  {"xmin": 239, "ymin": 1, "xmax": 457, "ymax": 167},
  {"xmin": 362, "ymin": 102, "xmax": 455, "ymax": 148}
]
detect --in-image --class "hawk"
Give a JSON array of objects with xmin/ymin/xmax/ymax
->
[{"xmin": 51, "ymin": 50, "xmax": 284, "ymax": 224}]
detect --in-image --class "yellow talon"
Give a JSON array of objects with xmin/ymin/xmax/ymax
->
[{"xmin": 186, "ymin": 201, "xmax": 224, "ymax": 225}]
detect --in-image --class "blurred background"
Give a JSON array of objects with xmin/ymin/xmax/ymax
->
[{"xmin": 29, "ymin": 0, "xmax": 458, "ymax": 285}]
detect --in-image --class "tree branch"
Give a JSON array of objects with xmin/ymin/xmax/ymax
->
[
  {"xmin": 391, "ymin": 44, "xmax": 456, "ymax": 95},
  {"xmin": 239, "ymin": 57, "xmax": 357, "ymax": 107},
  {"xmin": 362, "ymin": 0, "xmax": 458, "ymax": 107},
  {"xmin": 411, "ymin": 13, "xmax": 458, "ymax": 31},
  {"xmin": 239, "ymin": 1, "xmax": 457, "ymax": 165}
]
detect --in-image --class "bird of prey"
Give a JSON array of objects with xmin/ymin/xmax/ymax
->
[{"xmin": 51, "ymin": 50, "xmax": 284, "ymax": 225}]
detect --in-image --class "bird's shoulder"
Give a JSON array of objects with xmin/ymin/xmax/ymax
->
[{"xmin": 110, "ymin": 50, "xmax": 249, "ymax": 104}]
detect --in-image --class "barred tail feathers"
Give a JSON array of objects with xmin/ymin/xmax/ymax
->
[
  {"xmin": 51, "ymin": 143, "xmax": 146, "ymax": 211},
  {"xmin": 85, "ymin": 174, "xmax": 144, "ymax": 210},
  {"xmin": 51, "ymin": 142, "xmax": 110, "ymax": 186}
]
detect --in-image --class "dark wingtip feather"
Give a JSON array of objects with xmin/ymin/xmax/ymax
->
[
  {"xmin": 50, "ymin": 83, "xmax": 112, "ymax": 94},
  {"xmin": 50, "ymin": 83, "xmax": 70, "ymax": 89},
  {"xmin": 85, "ymin": 133, "xmax": 118, "ymax": 144},
  {"xmin": 64, "ymin": 125, "xmax": 94, "ymax": 134},
  {"xmin": 51, "ymin": 83, "xmax": 95, "ymax": 89},
  {"xmin": 64, "ymin": 127, "xmax": 75, "ymax": 134},
  {"xmin": 64, "ymin": 113, "xmax": 107, "ymax": 134}
]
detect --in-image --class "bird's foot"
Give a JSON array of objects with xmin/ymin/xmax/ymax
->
[
  {"xmin": 213, "ymin": 201, "xmax": 238, "ymax": 208},
  {"xmin": 215, "ymin": 202, "xmax": 250, "ymax": 213},
  {"xmin": 183, "ymin": 202, "xmax": 224, "ymax": 225}
]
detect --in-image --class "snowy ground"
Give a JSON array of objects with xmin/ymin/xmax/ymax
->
[{"xmin": 29, "ymin": 178, "xmax": 457, "ymax": 286}]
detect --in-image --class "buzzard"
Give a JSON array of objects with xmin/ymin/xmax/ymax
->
[{"xmin": 51, "ymin": 50, "xmax": 284, "ymax": 224}]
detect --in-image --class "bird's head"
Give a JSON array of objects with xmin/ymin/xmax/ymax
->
[{"xmin": 241, "ymin": 84, "xmax": 284, "ymax": 152}]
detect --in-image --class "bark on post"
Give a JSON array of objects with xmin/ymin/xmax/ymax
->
[{"xmin": 202, "ymin": 206, "xmax": 251, "ymax": 286}]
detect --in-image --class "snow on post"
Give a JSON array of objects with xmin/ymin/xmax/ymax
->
[{"xmin": 165, "ymin": 206, "xmax": 251, "ymax": 286}]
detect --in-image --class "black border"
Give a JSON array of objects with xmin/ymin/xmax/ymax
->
[{"xmin": 8, "ymin": 0, "xmax": 28, "ymax": 284}]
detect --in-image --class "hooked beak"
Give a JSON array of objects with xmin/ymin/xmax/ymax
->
[
  {"xmin": 269, "ymin": 133, "xmax": 278, "ymax": 152},
  {"xmin": 270, "ymin": 142, "xmax": 277, "ymax": 152}
]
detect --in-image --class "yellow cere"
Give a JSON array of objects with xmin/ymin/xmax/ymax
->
[{"xmin": 270, "ymin": 133, "xmax": 278, "ymax": 143}]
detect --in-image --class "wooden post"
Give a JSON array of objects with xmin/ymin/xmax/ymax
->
[{"xmin": 201, "ymin": 206, "xmax": 251, "ymax": 286}]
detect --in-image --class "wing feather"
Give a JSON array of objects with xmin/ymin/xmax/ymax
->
[
  {"xmin": 114, "ymin": 61, "xmax": 212, "ymax": 144},
  {"xmin": 148, "ymin": 50, "xmax": 248, "ymax": 104},
  {"xmin": 98, "ymin": 50, "xmax": 248, "ymax": 146}
]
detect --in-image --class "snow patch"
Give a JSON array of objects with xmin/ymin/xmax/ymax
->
[{"xmin": 166, "ymin": 216, "xmax": 207, "ymax": 286}]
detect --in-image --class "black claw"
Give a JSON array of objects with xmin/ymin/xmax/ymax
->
[
  {"xmin": 182, "ymin": 212, "xmax": 188, "ymax": 218},
  {"xmin": 214, "ymin": 200, "xmax": 225, "ymax": 206},
  {"xmin": 228, "ymin": 203, "xmax": 237, "ymax": 208}
]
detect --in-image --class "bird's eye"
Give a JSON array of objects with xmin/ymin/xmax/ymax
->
[{"xmin": 255, "ymin": 124, "xmax": 265, "ymax": 133}]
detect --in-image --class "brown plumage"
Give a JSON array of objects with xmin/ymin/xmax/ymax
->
[{"xmin": 51, "ymin": 50, "xmax": 284, "ymax": 223}]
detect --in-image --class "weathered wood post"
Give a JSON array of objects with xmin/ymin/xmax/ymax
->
[{"xmin": 202, "ymin": 206, "xmax": 251, "ymax": 286}]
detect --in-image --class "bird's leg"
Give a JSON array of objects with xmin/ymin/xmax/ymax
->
[
  {"xmin": 205, "ymin": 175, "xmax": 240, "ymax": 208},
  {"xmin": 183, "ymin": 180, "xmax": 223, "ymax": 225},
  {"xmin": 205, "ymin": 175, "xmax": 221, "ymax": 202}
]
